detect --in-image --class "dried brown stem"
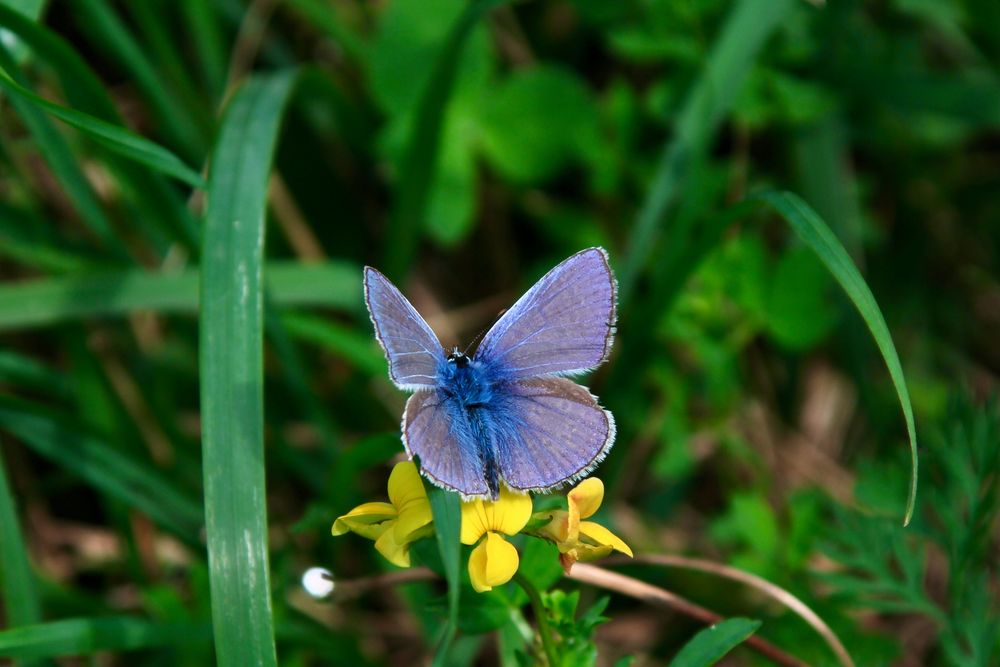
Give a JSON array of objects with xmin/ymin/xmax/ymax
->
[
  {"xmin": 329, "ymin": 561, "xmax": 817, "ymax": 667},
  {"xmin": 330, "ymin": 568, "xmax": 438, "ymax": 601},
  {"xmin": 566, "ymin": 563, "xmax": 807, "ymax": 667},
  {"xmin": 612, "ymin": 555, "xmax": 855, "ymax": 667}
]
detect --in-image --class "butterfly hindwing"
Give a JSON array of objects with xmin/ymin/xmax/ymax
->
[
  {"xmin": 364, "ymin": 267, "xmax": 444, "ymax": 390},
  {"xmin": 402, "ymin": 389, "xmax": 490, "ymax": 497},
  {"xmin": 494, "ymin": 377, "xmax": 614, "ymax": 493},
  {"xmin": 474, "ymin": 247, "xmax": 616, "ymax": 379}
]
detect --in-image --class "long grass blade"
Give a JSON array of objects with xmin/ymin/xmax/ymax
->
[
  {"xmin": 755, "ymin": 191, "xmax": 919, "ymax": 525},
  {"xmin": 0, "ymin": 617, "xmax": 208, "ymax": 658},
  {"xmin": 199, "ymin": 70, "xmax": 297, "ymax": 667},
  {"xmin": 0, "ymin": 261, "xmax": 360, "ymax": 332},
  {"xmin": 0, "ymin": 399, "xmax": 204, "ymax": 540},
  {"xmin": 383, "ymin": 0, "xmax": 506, "ymax": 279},
  {"xmin": 0, "ymin": 3, "xmax": 201, "ymax": 248},
  {"xmin": 0, "ymin": 43, "xmax": 121, "ymax": 253},
  {"xmin": 0, "ymin": 69, "xmax": 204, "ymax": 188},
  {"xmin": 0, "ymin": 445, "xmax": 42, "ymax": 631},
  {"xmin": 618, "ymin": 0, "xmax": 795, "ymax": 302},
  {"xmin": 72, "ymin": 0, "xmax": 206, "ymax": 159},
  {"xmin": 428, "ymin": 488, "xmax": 462, "ymax": 667}
]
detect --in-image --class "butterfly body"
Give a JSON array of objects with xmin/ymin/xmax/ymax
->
[
  {"xmin": 365, "ymin": 248, "xmax": 618, "ymax": 500},
  {"xmin": 435, "ymin": 353, "xmax": 505, "ymax": 497}
]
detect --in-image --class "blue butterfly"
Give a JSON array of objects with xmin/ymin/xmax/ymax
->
[{"xmin": 364, "ymin": 248, "xmax": 617, "ymax": 500}]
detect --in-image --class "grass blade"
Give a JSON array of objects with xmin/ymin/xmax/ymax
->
[
  {"xmin": 180, "ymin": 0, "xmax": 226, "ymax": 101},
  {"xmin": 199, "ymin": 70, "xmax": 297, "ymax": 667},
  {"xmin": 72, "ymin": 0, "xmax": 206, "ymax": 160},
  {"xmin": 0, "ymin": 617, "xmax": 209, "ymax": 658},
  {"xmin": 0, "ymin": 68, "xmax": 204, "ymax": 188},
  {"xmin": 0, "ymin": 44, "xmax": 121, "ymax": 253},
  {"xmin": 280, "ymin": 311, "xmax": 385, "ymax": 376},
  {"xmin": 618, "ymin": 0, "xmax": 795, "ymax": 302},
  {"xmin": 0, "ymin": 261, "xmax": 360, "ymax": 331},
  {"xmin": 0, "ymin": 445, "xmax": 42, "ymax": 631},
  {"xmin": 0, "ymin": 3, "xmax": 201, "ymax": 248},
  {"xmin": 428, "ymin": 488, "xmax": 462, "ymax": 667},
  {"xmin": 755, "ymin": 191, "xmax": 919, "ymax": 525},
  {"xmin": 668, "ymin": 618, "xmax": 762, "ymax": 667},
  {"xmin": 383, "ymin": 0, "xmax": 506, "ymax": 279},
  {"xmin": 0, "ymin": 399, "xmax": 203, "ymax": 540}
]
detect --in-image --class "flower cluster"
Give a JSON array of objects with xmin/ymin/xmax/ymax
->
[
  {"xmin": 331, "ymin": 461, "xmax": 432, "ymax": 567},
  {"xmin": 332, "ymin": 462, "xmax": 631, "ymax": 591}
]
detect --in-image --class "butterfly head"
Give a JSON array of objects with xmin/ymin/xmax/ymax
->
[{"xmin": 447, "ymin": 347, "xmax": 470, "ymax": 368}]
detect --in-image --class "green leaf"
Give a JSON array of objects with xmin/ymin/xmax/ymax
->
[
  {"xmin": 428, "ymin": 487, "xmax": 462, "ymax": 667},
  {"xmin": 0, "ymin": 261, "xmax": 360, "ymax": 332},
  {"xmin": 199, "ymin": 70, "xmax": 297, "ymax": 667},
  {"xmin": 479, "ymin": 65, "xmax": 599, "ymax": 183},
  {"xmin": 619, "ymin": 0, "xmax": 796, "ymax": 302},
  {"xmin": 765, "ymin": 247, "xmax": 838, "ymax": 350},
  {"xmin": 0, "ymin": 447, "xmax": 42, "ymax": 634},
  {"xmin": 0, "ymin": 617, "xmax": 209, "ymax": 658},
  {"xmin": 383, "ymin": 0, "xmax": 506, "ymax": 279},
  {"xmin": 0, "ymin": 399, "xmax": 204, "ymax": 540},
  {"xmin": 755, "ymin": 191, "xmax": 919, "ymax": 525},
  {"xmin": 0, "ymin": 67, "xmax": 204, "ymax": 188},
  {"xmin": 668, "ymin": 618, "xmax": 762, "ymax": 667}
]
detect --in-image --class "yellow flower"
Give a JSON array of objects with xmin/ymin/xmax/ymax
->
[
  {"xmin": 332, "ymin": 461, "xmax": 433, "ymax": 567},
  {"xmin": 533, "ymin": 478, "xmax": 632, "ymax": 572},
  {"xmin": 460, "ymin": 487, "xmax": 532, "ymax": 592}
]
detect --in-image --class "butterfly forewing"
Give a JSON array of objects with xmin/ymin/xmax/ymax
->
[
  {"xmin": 364, "ymin": 267, "xmax": 444, "ymax": 389},
  {"xmin": 494, "ymin": 377, "xmax": 614, "ymax": 492},
  {"xmin": 474, "ymin": 248, "xmax": 616, "ymax": 379}
]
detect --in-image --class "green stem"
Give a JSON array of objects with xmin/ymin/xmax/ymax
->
[{"xmin": 513, "ymin": 572, "xmax": 559, "ymax": 666}]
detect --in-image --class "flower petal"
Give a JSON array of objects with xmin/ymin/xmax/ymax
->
[
  {"xmin": 568, "ymin": 477, "xmax": 604, "ymax": 520},
  {"xmin": 534, "ymin": 510, "xmax": 570, "ymax": 545},
  {"xmin": 387, "ymin": 461, "xmax": 426, "ymax": 509},
  {"xmin": 374, "ymin": 523, "xmax": 411, "ymax": 568},
  {"xmin": 332, "ymin": 502, "xmax": 397, "ymax": 537},
  {"xmin": 579, "ymin": 520, "xmax": 633, "ymax": 557},
  {"xmin": 468, "ymin": 532, "xmax": 519, "ymax": 592},
  {"xmin": 493, "ymin": 487, "xmax": 533, "ymax": 536},
  {"xmin": 393, "ymin": 496, "xmax": 433, "ymax": 543},
  {"xmin": 461, "ymin": 498, "xmax": 488, "ymax": 545}
]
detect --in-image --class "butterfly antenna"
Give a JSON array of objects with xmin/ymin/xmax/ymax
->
[{"xmin": 463, "ymin": 307, "xmax": 507, "ymax": 356}]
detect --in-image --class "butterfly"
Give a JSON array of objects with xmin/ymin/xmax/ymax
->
[{"xmin": 364, "ymin": 247, "xmax": 617, "ymax": 500}]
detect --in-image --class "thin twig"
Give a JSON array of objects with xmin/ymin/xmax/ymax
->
[
  {"xmin": 222, "ymin": 0, "xmax": 280, "ymax": 105},
  {"xmin": 566, "ymin": 563, "xmax": 807, "ymax": 667},
  {"xmin": 330, "ymin": 568, "xmax": 437, "ymax": 600},
  {"xmin": 327, "ymin": 563, "xmax": 810, "ymax": 666},
  {"xmin": 610, "ymin": 554, "xmax": 855, "ymax": 667}
]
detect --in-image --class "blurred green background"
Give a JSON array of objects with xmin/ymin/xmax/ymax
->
[{"xmin": 0, "ymin": 0, "xmax": 998, "ymax": 664}]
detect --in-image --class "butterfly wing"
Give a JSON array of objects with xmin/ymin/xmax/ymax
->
[
  {"xmin": 364, "ymin": 267, "xmax": 444, "ymax": 390},
  {"xmin": 493, "ymin": 377, "xmax": 614, "ymax": 492},
  {"xmin": 402, "ymin": 390, "xmax": 490, "ymax": 497},
  {"xmin": 474, "ymin": 247, "xmax": 616, "ymax": 379}
]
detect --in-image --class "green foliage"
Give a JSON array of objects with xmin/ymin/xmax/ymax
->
[
  {"xmin": 668, "ymin": 617, "xmax": 762, "ymax": 667},
  {"xmin": 0, "ymin": 0, "xmax": 996, "ymax": 664},
  {"xmin": 536, "ymin": 590, "xmax": 611, "ymax": 667},
  {"xmin": 822, "ymin": 396, "xmax": 1000, "ymax": 666}
]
